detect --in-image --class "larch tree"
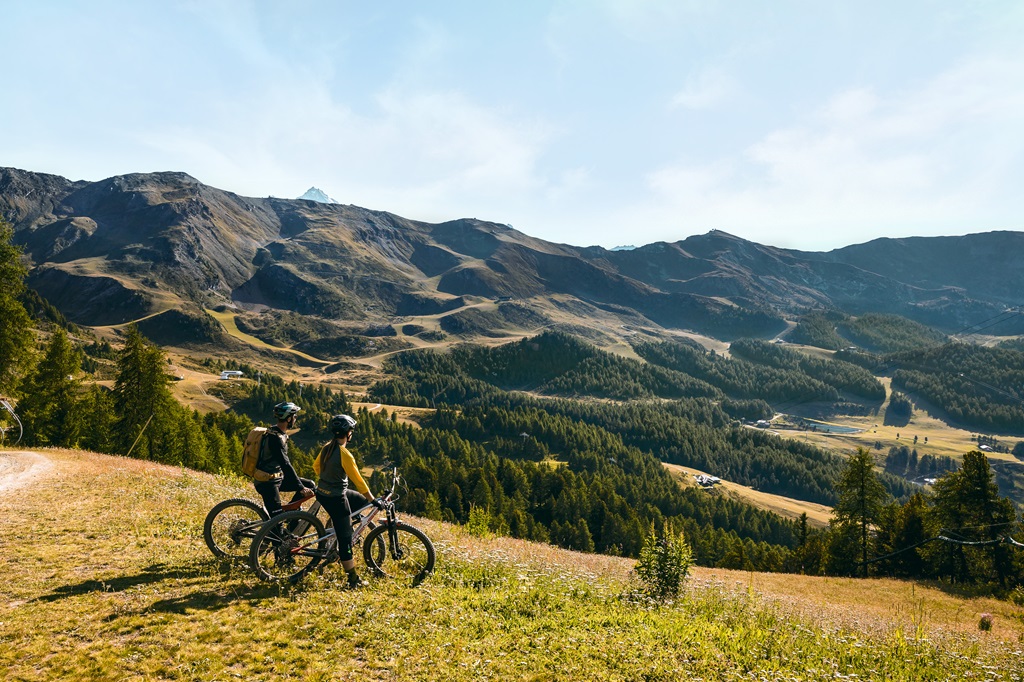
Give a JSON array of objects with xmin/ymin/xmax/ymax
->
[
  {"xmin": 930, "ymin": 450, "xmax": 1018, "ymax": 585},
  {"xmin": 112, "ymin": 324, "xmax": 174, "ymax": 458},
  {"xmin": 832, "ymin": 447, "xmax": 891, "ymax": 576},
  {"xmin": 17, "ymin": 328, "xmax": 85, "ymax": 447}
]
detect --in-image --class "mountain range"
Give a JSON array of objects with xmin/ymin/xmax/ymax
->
[{"xmin": 2, "ymin": 166, "xmax": 1022, "ymax": 352}]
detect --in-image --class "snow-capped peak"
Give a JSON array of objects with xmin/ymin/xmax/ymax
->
[{"xmin": 298, "ymin": 187, "xmax": 337, "ymax": 204}]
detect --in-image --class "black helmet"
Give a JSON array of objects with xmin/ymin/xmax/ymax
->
[
  {"xmin": 330, "ymin": 414, "xmax": 357, "ymax": 436},
  {"xmin": 273, "ymin": 401, "xmax": 302, "ymax": 421}
]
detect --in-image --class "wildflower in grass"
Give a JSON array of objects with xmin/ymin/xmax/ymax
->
[{"xmin": 978, "ymin": 613, "xmax": 993, "ymax": 631}]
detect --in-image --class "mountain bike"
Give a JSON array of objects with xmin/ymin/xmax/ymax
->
[
  {"xmin": 0, "ymin": 399, "xmax": 23, "ymax": 447},
  {"xmin": 248, "ymin": 467, "xmax": 435, "ymax": 586},
  {"xmin": 203, "ymin": 490, "xmax": 323, "ymax": 560}
]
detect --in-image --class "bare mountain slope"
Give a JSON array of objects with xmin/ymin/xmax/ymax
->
[{"xmin": 2, "ymin": 167, "xmax": 1020, "ymax": 345}]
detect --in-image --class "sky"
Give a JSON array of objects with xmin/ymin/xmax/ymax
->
[{"xmin": 3, "ymin": 1, "xmax": 1024, "ymax": 251}]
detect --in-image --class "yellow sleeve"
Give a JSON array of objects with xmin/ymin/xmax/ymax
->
[
  {"xmin": 313, "ymin": 442, "xmax": 331, "ymax": 477},
  {"xmin": 340, "ymin": 446, "xmax": 370, "ymax": 495}
]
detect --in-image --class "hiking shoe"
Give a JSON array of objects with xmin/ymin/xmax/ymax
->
[{"xmin": 346, "ymin": 570, "xmax": 367, "ymax": 589}]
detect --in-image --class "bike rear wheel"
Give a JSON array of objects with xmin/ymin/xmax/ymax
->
[
  {"xmin": 250, "ymin": 510, "xmax": 328, "ymax": 583},
  {"xmin": 362, "ymin": 521, "xmax": 435, "ymax": 586},
  {"xmin": 203, "ymin": 498, "xmax": 269, "ymax": 559}
]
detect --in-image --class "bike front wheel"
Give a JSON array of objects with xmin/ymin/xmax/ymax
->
[
  {"xmin": 362, "ymin": 521, "xmax": 435, "ymax": 586},
  {"xmin": 250, "ymin": 510, "xmax": 328, "ymax": 583},
  {"xmin": 203, "ymin": 498, "xmax": 269, "ymax": 559}
]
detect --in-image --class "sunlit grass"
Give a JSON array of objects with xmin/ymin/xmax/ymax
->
[{"xmin": 2, "ymin": 448, "xmax": 1022, "ymax": 681}]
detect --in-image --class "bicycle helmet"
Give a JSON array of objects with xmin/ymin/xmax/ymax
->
[
  {"xmin": 273, "ymin": 401, "xmax": 302, "ymax": 421},
  {"xmin": 330, "ymin": 414, "xmax": 357, "ymax": 436}
]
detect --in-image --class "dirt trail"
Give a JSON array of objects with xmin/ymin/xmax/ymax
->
[{"xmin": 0, "ymin": 450, "xmax": 53, "ymax": 494}]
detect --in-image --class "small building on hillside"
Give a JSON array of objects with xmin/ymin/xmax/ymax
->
[{"xmin": 694, "ymin": 474, "xmax": 721, "ymax": 488}]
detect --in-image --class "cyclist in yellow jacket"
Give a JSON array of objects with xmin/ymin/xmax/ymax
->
[{"xmin": 315, "ymin": 414, "xmax": 377, "ymax": 588}]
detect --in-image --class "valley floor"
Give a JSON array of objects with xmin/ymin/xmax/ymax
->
[{"xmin": 2, "ymin": 448, "xmax": 1023, "ymax": 680}]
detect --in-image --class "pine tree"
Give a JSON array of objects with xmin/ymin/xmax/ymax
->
[
  {"xmin": 204, "ymin": 424, "xmax": 231, "ymax": 473},
  {"xmin": 0, "ymin": 219, "xmax": 35, "ymax": 394},
  {"xmin": 572, "ymin": 518, "xmax": 595, "ymax": 552},
  {"xmin": 832, "ymin": 448, "xmax": 891, "ymax": 576},
  {"xmin": 17, "ymin": 328, "xmax": 85, "ymax": 446},
  {"xmin": 930, "ymin": 451, "xmax": 1017, "ymax": 585},
  {"xmin": 177, "ymin": 410, "xmax": 210, "ymax": 470},
  {"xmin": 80, "ymin": 384, "xmax": 115, "ymax": 453},
  {"xmin": 112, "ymin": 325, "xmax": 175, "ymax": 458}
]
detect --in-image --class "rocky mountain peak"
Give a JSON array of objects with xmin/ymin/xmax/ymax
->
[{"xmin": 298, "ymin": 187, "xmax": 336, "ymax": 204}]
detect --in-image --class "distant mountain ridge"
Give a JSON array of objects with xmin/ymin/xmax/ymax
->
[{"xmin": 1, "ymin": 166, "xmax": 1021, "ymax": 342}]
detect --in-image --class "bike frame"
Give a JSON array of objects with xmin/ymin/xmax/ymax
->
[
  {"xmin": 288, "ymin": 502, "xmax": 383, "ymax": 555},
  {"xmin": 288, "ymin": 468, "xmax": 404, "ymax": 559},
  {"xmin": 215, "ymin": 495, "xmax": 322, "ymax": 551}
]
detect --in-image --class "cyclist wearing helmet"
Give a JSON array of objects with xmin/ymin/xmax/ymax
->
[
  {"xmin": 254, "ymin": 401, "xmax": 315, "ymax": 518},
  {"xmin": 315, "ymin": 413, "xmax": 377, "ymax": 588}
]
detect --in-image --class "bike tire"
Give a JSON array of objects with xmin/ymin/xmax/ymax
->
[
  {"xmin": 249, "ymin": 510, "xmax": 328, "ymax": 583},
  {"xmin": 362, "ymin": 521, "xmax": 435, "ymax": 586},
  {"xmin": 361, "ymin": 520, "xmax": 386, "ymax": 567},
  {"xmin": 203, "ymin": 498, "xmax": 269, "ymax": 559}
]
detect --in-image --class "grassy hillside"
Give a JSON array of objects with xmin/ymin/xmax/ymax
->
[
  {"xmin": 2, "ymin": 448, "xmax": 1023, "ymax": 680},
  {"xmin": 663, "ymin": 462, "xmax": 835, "ymax": 528}
]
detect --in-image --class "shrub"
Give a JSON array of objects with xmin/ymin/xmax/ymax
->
[
  {"xmin": 634, "ymin": 528, "xmax": 693, "ymax": 600},
  {"xmin": 465, "ymin": 504, "xmax": 493, "ymax": 539}
]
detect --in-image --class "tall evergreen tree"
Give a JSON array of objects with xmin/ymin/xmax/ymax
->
[
  {"xmin": 832, "ymin": 448, "xmax": 891, "ymax": 576},
  {"xmin": 930, "ymin": 451, "xmax": 1018, "ymax": 585},
  {"xmin": 17, "ymin": 328, "xmax": 85, "ymax": 447},
  {"xmin": 875, "ymin": 493, "xmax": 929, "ymax": 578},
  {"xmin": 0, "ymin": 219, "xmax": 35, "ymax": 394},
  {"xmin": 112, "ymin": 325, "xmax": 174, "ymax": 458},
  {"xmin": 80, "ymin": 384, "xmax": 116, "ymax": 454}
]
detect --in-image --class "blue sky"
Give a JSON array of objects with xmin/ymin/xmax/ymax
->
[{"xmin": 4, "ymin": 1, "xmax": 1023, "ymax": 250}]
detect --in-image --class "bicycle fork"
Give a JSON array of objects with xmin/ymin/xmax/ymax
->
[{"xmin": 384, "ymin": 521, "xmax": 405, "ymax": 560}]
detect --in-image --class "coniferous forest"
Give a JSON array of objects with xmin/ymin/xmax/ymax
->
[
  {"xmin": 2, "ymin": 219, "xmax": 1023, "ymax": 587},
  {"xmin": 839, "ymin": 343, "xmax": 1024, "ymax": 433}
]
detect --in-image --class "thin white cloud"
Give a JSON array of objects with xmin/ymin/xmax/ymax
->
[
  {"xmin": 628, "ymin": 54, "xmax": 1024, "ymax": 249},
  {"xmin": 136, "ymin": 78, "xmax": 552, "ymax": 220}
]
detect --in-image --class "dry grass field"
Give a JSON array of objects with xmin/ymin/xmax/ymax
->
[
  {"xmin": 2, "ymin": 448, "xmax": 1023, "ymax": 680},
  {"xmin": 349, "ymin": 402, "xmax": 434, "ymax": 428},
  {"xmin": 663, "ymin": 462, "xmax": 834, "ymax": 527},
  {"xmin": 774, "ymin": 377, "xmax": 1001, "ymax": 462}
]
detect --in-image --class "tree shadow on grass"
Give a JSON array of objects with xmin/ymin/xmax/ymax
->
[
  {"xmin": 31, "ymin": 558, "xmax": 252, "ymax": 604},
  {"xmin": 882, "ymin": 411, "xmax": 911, "ymax": 428},
  {"xmin": 32, "ymin": 556, "xmax": 306, "ymax": 620},
  {"xmin": 141, "ymin": 581, "xmax": 297, "ymax": 617},
  {"xmin": 32, "ymin": 562, "xmax": 208, "ymax": 602}
]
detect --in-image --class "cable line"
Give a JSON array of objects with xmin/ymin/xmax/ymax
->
[{"xmin": 861, "ymin": 532, "xmax": 1024, "ymax": 566}]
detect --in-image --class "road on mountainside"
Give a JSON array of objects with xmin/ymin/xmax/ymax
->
[{"xmin": 0, "ymin": 450, "xmax": 53, "ymax": 493}]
